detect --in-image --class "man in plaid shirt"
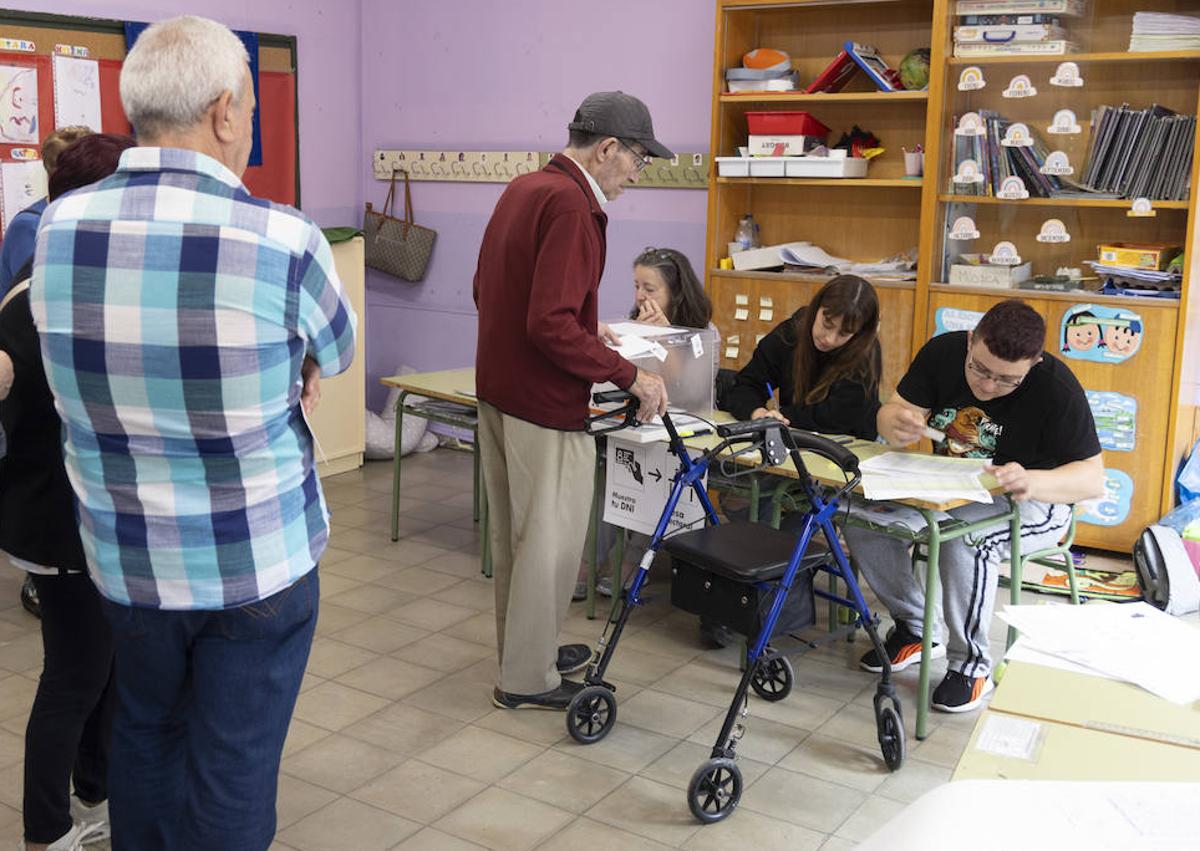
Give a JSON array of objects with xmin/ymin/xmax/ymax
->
[{"xmin": 31, "ymin": 16, "xmax": 355, "ymax": 850}]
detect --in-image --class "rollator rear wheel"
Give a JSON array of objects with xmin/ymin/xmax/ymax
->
[
  {"xmin": 750, "ymin": 653, "xmax": 793, "ymax": 702},
  {"xmin": 566, "ymin": 685, "xmax": 616, "ymax": 745},
  {"xmin": 687, "ymin": 758, "xmax": 742, "ymax": 824},
  {"xmin": 876, "ymin": 703, "xmax": 906, "ymax": 771}
]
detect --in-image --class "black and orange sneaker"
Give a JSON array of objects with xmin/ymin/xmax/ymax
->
[
  {"xmin": 932, "ymin": 670, "xmax": 994, "ymax": 713},
  {"xmin": 859, "ymin": 623, "xmax": 945, "ymax": 673}
]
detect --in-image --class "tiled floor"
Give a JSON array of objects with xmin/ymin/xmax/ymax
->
[{"xmin": 0, "ymin": 448, "xmax": 1133, "ymax": 850}]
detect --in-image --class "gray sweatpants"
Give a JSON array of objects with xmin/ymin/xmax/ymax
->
[{"xmin": 844, "ymin": 496, "xmax": 1072, "ymax": 678}]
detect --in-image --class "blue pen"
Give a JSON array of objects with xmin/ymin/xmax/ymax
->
[{"xmin": 765, "ymin": 381, "xmax": 776, "ymax": 412}]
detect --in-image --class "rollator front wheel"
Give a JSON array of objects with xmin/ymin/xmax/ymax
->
[
  {"xmin": 687, "ymin": 758, "xmax": 742, "ymax": 824},
  {"xmin": 566, "ymin": 685, "xmax": 616, "ymax": 745},
  {"xmin": 876, "ymin": 702, "xmax": 906, "ymax": 771},
  {"xmin": 750, "ymin": 653, "xmax": 793, "ymax": 702}
]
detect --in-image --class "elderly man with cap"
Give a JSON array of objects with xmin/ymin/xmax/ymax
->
[{"xmin": 474, "ymin": 91, "xmax": 671, "ymax": 710}]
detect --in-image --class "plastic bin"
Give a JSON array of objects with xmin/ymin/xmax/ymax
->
[
  {"xmin": 714, "ymin": 156, "xmax": 751, "ymax": 177},
  {"xmin": 745, "ymin": 111, "xmax": 830, "ymax": 137}
]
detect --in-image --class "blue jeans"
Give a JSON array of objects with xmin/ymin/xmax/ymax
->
[{"xmin": 101, "ymin": 569, "xmax": 319, "ymax": 851}]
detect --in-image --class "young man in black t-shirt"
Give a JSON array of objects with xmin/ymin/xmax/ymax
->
[{"xmin": 845, "ymin": 300, "xmax": 1105, "ymax": 712}]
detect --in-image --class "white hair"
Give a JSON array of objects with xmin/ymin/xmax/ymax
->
[{"xmin": 120, "ymin": 16, "xmax": 249, "ymax": 138}]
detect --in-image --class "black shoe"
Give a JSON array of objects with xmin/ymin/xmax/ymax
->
[
  {"xmin": 931, "ymin": 670, "xmax": 994, "ymax": 713},
  {"xmin": 492, "ymin": 678, "xmax": 586, "ymax": 711},
  {"xmin": 699, "ymin": 618, "xmax": 738, "ymax": 649},
  {"xmin": 20, "ymin": 575, "xmax": 40, "ymax": 619},
  {"xmin": 556, "ymin": 643, "xmax": 591, "ymax": 675},
  {"xmin": 859, "ymin": 624, "xmax": 946, "ymax": 673}
]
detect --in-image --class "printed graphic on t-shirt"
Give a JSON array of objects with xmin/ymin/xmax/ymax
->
[{"xmin": 929, "ymin": 406, "xmax": 1001, "ymax": 458}]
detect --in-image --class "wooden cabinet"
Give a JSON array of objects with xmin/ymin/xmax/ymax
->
[
  {"xmin": 705, "ymin": 0, "xmax": 1200, "ymax": 551},
  {"xmin": 706, "ymin": 1, "xmax": 935, "ymax": 400},
  {"xmin": 311, "ymin": 236, "xmax": 366, "ymax": 478}
]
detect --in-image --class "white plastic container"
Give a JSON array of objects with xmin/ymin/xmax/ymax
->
[
  {"xmin": 784, "ymin": 151, "xmax": 869, "ymax": 178},
  {"xmin": 748, "ymin": 157, "xmax": 788, "ymax": 177},
  {"xmin": 714, "ymin": 156, "xmax": 751, "ymax": 177}
]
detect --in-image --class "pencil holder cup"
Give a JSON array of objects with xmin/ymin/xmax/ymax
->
[{"xmin": 904, "ymin": 151, "xmax": 923, "ymax": 177}]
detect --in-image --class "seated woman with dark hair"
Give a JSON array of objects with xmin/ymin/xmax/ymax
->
[{"xmin": 2, "ymin": 132, "xmax": 136, "ymax": 851}]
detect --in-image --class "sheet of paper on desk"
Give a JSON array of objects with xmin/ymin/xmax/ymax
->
[
  {"xmin": 997, "ymin": 602, "xmax": 1200, "ymax": 704},
  {"xmin": 1003, "ymin": 636, "xmax": 1120, "ymax": 682},
  {"xmin": 859, "ymin": 452, "xmax": 993, "ymax": 503},
  {"xmin": 614, "ymin": 412, "xmax": 712, "ymax": 444}
]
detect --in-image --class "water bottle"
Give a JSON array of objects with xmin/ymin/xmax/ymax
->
[{"xmin": 734, "ymin": 214, "xmax": 755, "ymax": 252}]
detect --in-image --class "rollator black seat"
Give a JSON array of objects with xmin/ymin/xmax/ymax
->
[
  {"xmin": 665, "ymin": 522, "xmax": 824, "ymax": 638},
  {"xmin": 663, "ymin": 522, "xmax": 829, "ymax": 583}
]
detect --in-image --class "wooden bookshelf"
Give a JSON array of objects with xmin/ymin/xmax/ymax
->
[{"xmin": 705, "ymin": 1, "xmax": 1200, "ymax": 552}]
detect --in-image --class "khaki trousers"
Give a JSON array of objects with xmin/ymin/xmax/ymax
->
[{"xmin": 477, "ymin": 401, "xmax": 596, "ymax": 694}]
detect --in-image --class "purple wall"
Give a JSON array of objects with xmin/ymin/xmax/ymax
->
[
  {"xmin": 360, "ymin": 0, "xmax": 715, "ymax": 408},
  {"xmin": 4, "ymin": 0, "xmax": 363, "ymax": 227},
  {"xmin": 10, "ymin": 1, "xmax": 717, "ymax": 410}
]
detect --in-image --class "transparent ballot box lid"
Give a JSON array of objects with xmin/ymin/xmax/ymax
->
[{"xmin": 594, "ymin": 320, "xmax": 720, "ymax": 417}]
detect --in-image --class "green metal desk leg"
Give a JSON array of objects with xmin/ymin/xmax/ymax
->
[
  {"xmin": 585, "ymin": 451, "xmax": 604, "ymax": 620},
  {"xmin": 916, "ymin": 509, "xmax": 941, "ymax": 741},
  {"xmin": 473, "ymin": 440, "xmax": 481, "ymax": 523},
  {"xmin": 479, "ymin": 466, "xmax": 492, "ymax": 578},
  {"xmin": 998, "ymin": 496, "xmax": 1022, "ymax": 677},
  {"xmin": 390, "ymin": 391, "xmax": 409, "ymax": 542}
]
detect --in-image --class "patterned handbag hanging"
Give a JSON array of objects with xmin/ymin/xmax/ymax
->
[{"xmin": 362, "ymin": 168, "xmax": 437, "ymax": 282}]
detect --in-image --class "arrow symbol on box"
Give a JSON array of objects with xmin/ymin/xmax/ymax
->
[{"xmin": 649, "ymin": 469, "xmax": 663, "ymax": 483}]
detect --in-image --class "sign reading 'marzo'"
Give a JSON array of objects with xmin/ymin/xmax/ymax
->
[{"xmin": 603, "ymin": 436, "xmax": 707, "ymax": 538}]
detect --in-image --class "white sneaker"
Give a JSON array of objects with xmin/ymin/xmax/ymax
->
[
  {"xmin": 16, "ymin": 821, "xmax": 102, "ymax": 851},
  {"xmin": 69, "ymin": 798, "xmax": 109, "ymax": 845}
]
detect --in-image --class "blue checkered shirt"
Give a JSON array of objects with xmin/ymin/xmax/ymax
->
[{"xmin": 31, "ymin": 148, "xmax": 357, "ymax": 610}]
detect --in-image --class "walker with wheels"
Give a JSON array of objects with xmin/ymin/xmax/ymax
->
[{"xmin": 570, "ymin": 390, "xmax": 905, "ymax": 824}]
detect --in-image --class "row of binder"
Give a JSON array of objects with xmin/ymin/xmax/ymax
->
[{"xmin": 1079, "ymin": 104, "xmax": 1195, "ymax": 202}]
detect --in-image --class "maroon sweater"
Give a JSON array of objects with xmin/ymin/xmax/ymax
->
[{"xmin": 473, "ymin": 155, "xmax": 636, "ymax": 430}]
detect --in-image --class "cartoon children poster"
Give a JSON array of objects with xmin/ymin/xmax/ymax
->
[{"xmin": 1060, "ymin": 304, "xmax": 1143, "ymax": 363}]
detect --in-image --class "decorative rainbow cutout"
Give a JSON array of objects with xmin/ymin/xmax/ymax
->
[
  {"xmin": 948, "ymin": 215, "xmax": 980, "ymax": 240},
  {"xmin": 1003, "ymin": 74, "xmax": 1037, "ymax": 98},
  {"xmin": 1040, "ymin": 150, "xmax": 1074, "ymax": 176},
  {"xmin": 1036, "ymin": 218, "xmax": 1071, "ymax": 243},
  {"xmin": 957, "ymin": 66, "xmax": 986, "ymax": 91},
  {"xmin": 988, "ymin": 241, "xmax": 1022, "ymax": 265},
  {"xmin": 1050, "ymin": 62, "xmax": 1084, "ymax": 87},
  {"xmin": 997, "ymin": 175, "xmax": 1030, "ymax": 199},
  {"xmin": 1047, "ymin": 109, "xmax": 1082, "ymax": 135},
  {"xmin": 1000, "ymin": 123, "xmax": 1033, "ymax": 147},
  {"xmin": 1128, "ymin": 197, "xmax": 1155, "ymax": 217},
  {"xmin": 953, "ymin": 159, "xmax": 985, "ymax": 184},
  {"xmin": 955, "ymin": 112, "xmax": 986, "ymax": 136}
]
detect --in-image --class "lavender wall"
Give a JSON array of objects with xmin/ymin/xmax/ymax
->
[
  {"xmin": 11, "ymin": 0, "xmax": 717, "ymax": 410},
  {"xmin": 360, "ymin": 0, "xmax": 715, "ymax": 408},
  {"xmin": 4, "ymin": 0, "xmax": 363, "ymax": 228}
]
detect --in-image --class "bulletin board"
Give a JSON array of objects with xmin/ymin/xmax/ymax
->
[{"xmin": 0, "ymin": 9, "xmax": 299, "ymax": 237}]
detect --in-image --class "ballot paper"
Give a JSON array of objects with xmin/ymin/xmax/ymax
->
[
  {"xmin": 997, "ymin": 602, "xmax": 1200, "ymax": 704},
  {"xmin": 858, "ymin": 452, "xmax": 993, "ymax": 504}
]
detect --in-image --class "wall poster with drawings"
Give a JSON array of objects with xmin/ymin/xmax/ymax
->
[
  {"xmin": 52, "ymin": 55, "xmax": 102, "ymax": 131},
  {"xmin": 0, "ymin": 64, "xmax": 38, "ymax": 143},
  {"xmin": 1060, "ymin": 303, "xmax": 1143, "ymax": 363}
]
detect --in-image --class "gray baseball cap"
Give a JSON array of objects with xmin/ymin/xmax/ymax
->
[{"xmin": 568, "ymin": 91, "xmax": 674, "ymax": 160}]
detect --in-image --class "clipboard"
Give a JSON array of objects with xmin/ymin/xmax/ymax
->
[
  {"xmin": 844, "ymin": 42, "xmax": 903, "ymax": 92},
  {"xmin": 805, "ymin": 47, "xmax": 858, "ymax": 93}
]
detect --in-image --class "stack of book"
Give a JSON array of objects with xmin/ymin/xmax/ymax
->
[
  {"xmin": 953, "ymin": 0, "xmax": 1085, "ymax": 57},
  {"xmin": 950, "ymin": 110, "xmax": 1064, "ymax": 197},
  {"xmin": 1079, "ymin": 104, "xmax": 1195, "ymax": 201},
  {"xmin": 1129, "ymin": 12, "xmax": 1200, "ymax": 52}
]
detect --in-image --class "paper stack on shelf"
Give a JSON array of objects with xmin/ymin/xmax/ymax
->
[
  {"xmin": 778, "ymin": 243, "xmax": 918, "ymax": 280},
  {"xmin": 1129, "ymin": 11, "xmax": 1200, "ymax": 52}
]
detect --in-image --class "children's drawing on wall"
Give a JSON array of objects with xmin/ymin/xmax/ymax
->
[
  {"xmin": 1086, "ymin": 390, "xmax": 1136, "ymax": 452},
  {"xmin": 1060, "ymin": 304, "xmax": 1143, "ymax": 363},
  {"xmin": 0, "ymin": 64, "xmax": 38, "ymax": 143},
  {"xmin": 1079, "ymin": 468, "xmax": 1133, "ymax": 527},
  {"xmin": 52, "ymin": 56, "xmax": 102, "ymax": 131},
  {"xmin": 934, "ymin": 306, "xmax": 983, "ymax": 336}
]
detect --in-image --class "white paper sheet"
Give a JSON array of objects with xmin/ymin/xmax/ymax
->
[
  {"xmin": 0, "ymin": 159, "xmax": 47, "ymax": 233},
  {"xmin": 52, "ymin": 55, "xmax": 102, "ymax": 131},
  {"xmin": 997, "ymin": 602, "xmax": 1200, "ymax": 704},
  {"xmin": 975, "ymin": 713, "xmax": 1043, "ymax": 760},
  {"xmin": 859, "ymin": 451, "xmax": 993, "ymax": 504},
  {"xmin": 1004, "ymin": 636, "xmax": 1120, "ymax": 681},
  {"xmin": 0, "ymin": 64, "xmax": 39, "ymax": 143}
]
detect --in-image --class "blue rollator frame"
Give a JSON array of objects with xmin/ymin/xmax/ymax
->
[{"xmin": 570, "ymin": 391, "xmax": 905, "ymax": 825}]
